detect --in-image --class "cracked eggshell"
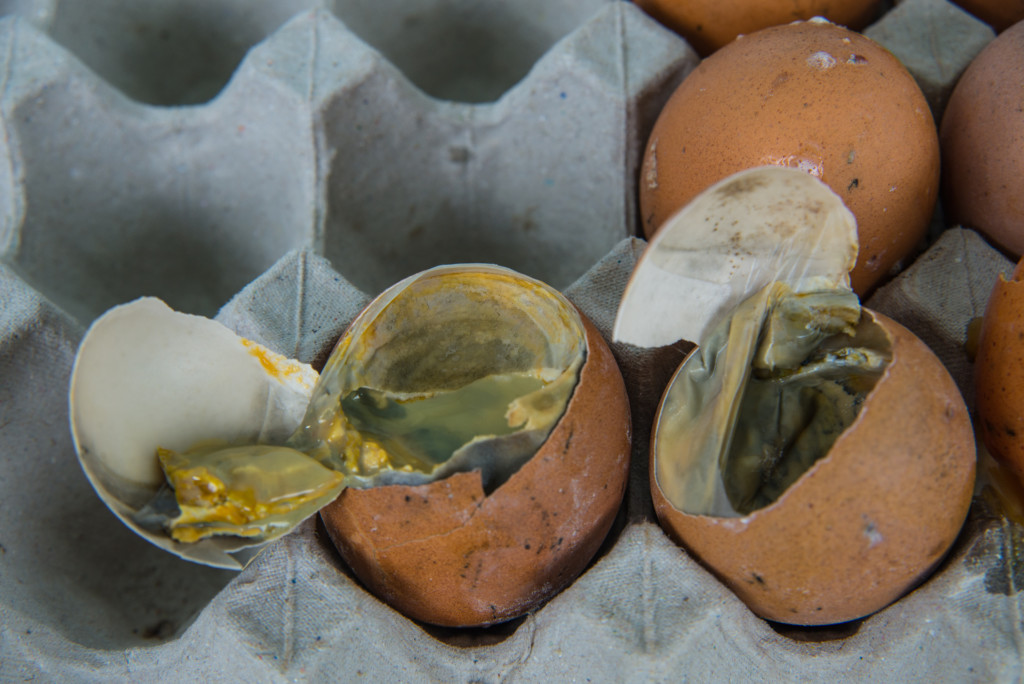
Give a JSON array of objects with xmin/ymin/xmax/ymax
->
[
  {"xmin": 69, "ymin": 297, "xmax": 318, "ymax": 569},
  {"xmin": 639, "ymin": 19, "xmax": 939, "ymax": 294},
  {"xmin": 651, "ymin": 310, "xmax": 976, "ymax": 625},
  {"xmin": 616, "ymin": 165, "xmax": 858, "ymax": 349},
  {"xmin": 617, "ymin": 166, "xmax": 974, "ymax": 625},
  {"xmin": 976, "ymin": 257, "xmax": 1024, "ymax": 485},
  {"xmin": 319, "ymin": 314, "xmax": 631, "ymax": 627}
]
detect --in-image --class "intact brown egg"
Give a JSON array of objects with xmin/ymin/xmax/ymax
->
[
  {"xmin": 634, "ymin": 0, "xmax": 881, "ymax": 56},
  {"xmin": 941, "ymin": 22, "xmax": 1024, "ymax": 257},
  {"xmin": 315, "ymin": 265, "xmax": 631, "ymax": 627},
  {"xmin": 651, "ymin": 310, "xmax": 975, "ymax": 625},
  {"xmin": 951, "ymin": 1, "xmax": 1024, "ymax": 32},
  {"xmin": 639, "ymin": 20, "xmax": 940, "ymax": 294},
  {"xmin": 975, "ymin": 257, "xmax": 1024, "ymax": 485}
]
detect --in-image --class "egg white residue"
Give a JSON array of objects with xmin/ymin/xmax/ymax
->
[
  {"xmin": 807, "ymin": 51, "xmax": 837, "ymax": 70},
  {"xmin": 646, "ymin": 141, "xmax": 659, "ymax": 190},
  {"xmin": 863, "ymin": 516, "xmax": 884, "ymax": 548},
  {"xmin": 762, "ymin": 154, "xmax": 824, "ymax": 178}
]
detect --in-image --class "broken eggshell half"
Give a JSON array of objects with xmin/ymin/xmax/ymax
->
[
  {"xmin": 316, "ymin": 265, "xmax": 631, "ymax": 628},
  {"xmin": 69, "ymin": 298, "xmax": 334, "ymax": 569},
  {"xmin": 615, "ymin": 166, "xmax": 975, "ymax": 625}
]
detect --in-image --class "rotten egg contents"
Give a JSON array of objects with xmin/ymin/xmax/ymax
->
[
  {"xmin": 317, "ymin": 265, "xmax": 630, "ymax": 627},
  {"xmin": 135, "ymin": 444, "xmax": 345, "ymax": 544},
  {"xmin": 656, "ymin": 283, "xmax": 890, "ymax": 518},
  {"xmin": 72, "ymin": 264, "xmax": 630, "ymax": 586},
  {"xmin": 616, "ymin": 167, "xmax": 975, "ymax": 626},
  {"xmin": 293, "ymin": 267, "xmax": 585, "ymax": 492},
  {"xmin": 70, "ymin": 298, "xmax": 329, "ymax": 568},
  {"xmin": 132, "ymin": 265, "xmax": 587, "ymax": 544}
]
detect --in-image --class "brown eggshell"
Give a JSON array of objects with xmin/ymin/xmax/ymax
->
[
  {"xmin": 976, "ymin": 258, "xmax": 1024, "ymax": 484},
  {"xmin": 951, "ymin": 1, "xmax": 1024, "ymax": 33},
  {"xmin": 651, "ymin": 310, "xmax": 975, "ymax": 625},
  {"xmin": 320, "ymin": 314, "xmax": 631, "ymax": 627},
  {"xmin": 941, "ymin": 22, "xmax": 1024, "ymax": 257},
  {"xmin": 634, "ymin": 0, "xmax": 881, "ymax": 56},
  {"xmin": 640, "ymin": 20, "xmax": 940, "ymax": 295}
]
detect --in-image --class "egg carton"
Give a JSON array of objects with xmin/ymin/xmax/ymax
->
[
  {"xmin": 1, "ymin": 0, "xmax": 1021, "ymax": 680},
  {"xmin": 0, "ymin": 0, "xmax": 694, "ymax": 323}
]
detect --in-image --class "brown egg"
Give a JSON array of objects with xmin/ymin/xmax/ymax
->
[
  {"xmin": 975, "ymin": 257, "xmax": 1024, "ymax": 485},
  {"xmin": 640, "ymin": 20, "xmax": 940, "ymax": 294},
  {"xmin": 651, "ymin": 310, "xmax": 975, "ymax": 625},
  {"xmin": 317, "ymin": 268, "xmax": 631, "ymax": 627},
  {"xmin": 951, "ymin": 1, "xmax": 1024, "ymax": 32},
  {"xmin": 941, "ymin": 22, "xmax": 1024, "ymax": 257},
  {"xmin": 634, "ymin": 0, "xmax": 881, "ymax": 56}
]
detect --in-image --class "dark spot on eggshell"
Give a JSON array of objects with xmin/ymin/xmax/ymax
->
[{"xmin": 772, "ymin": 72, "xmax": 791, "ymax": 89}]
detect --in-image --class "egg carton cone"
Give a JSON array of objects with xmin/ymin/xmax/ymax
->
[
  {"xmin": 0, "ymin": 0, "xmax": 695, "ymax": 325},
  {"xmin": 3, "ymin": 0, "xmax": 1024, "ymax": 680},
  {"xmin": 865, "ymin": 0, "xmax": 994, "ymax": 120},
  {"xmin": 5, "ymin": 236, "xmax": 1024, "ymax": 680}
]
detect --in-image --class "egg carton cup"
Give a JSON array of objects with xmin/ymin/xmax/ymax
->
[
  {"xmin": 4, "ymin": 233, "xmax": 1023, "ymax": 680},
  {"xmin": 2, "ymin": 0, "xmax": 1023, "ymax": 679},
  {"xmin": 867, "ymin": 0, "xmax": 994, "ymax": 120},
  {"xmin": 0, "ymin": 0, "xmax": 695, "ymax": 325}
]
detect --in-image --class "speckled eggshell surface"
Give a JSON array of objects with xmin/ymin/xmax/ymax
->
[
  {"xmin": 941, "ymin": 21, "xmax": 1024, "ymax": 257},
  {"xmin": 634, "ymin": 0, "xmax": 881, "ymax": 56},
  {"xmin": 320, "ymin": 314, "xmax": 631, "ymax": 628},
  {"xmin": 639, "ymin": 20, "xmax": 939, "ymax": 295},
  {"xmin": 651, "ymin": 311, "xmax": 975, "ymax": 625},
  {"xmin": 976, "ymin": 258, "xmax": 1024, "ymax": 485}
]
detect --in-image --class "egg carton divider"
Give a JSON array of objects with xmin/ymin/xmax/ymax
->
[
  {"xmin": 4, "ymin": 0, "xmax": 1024, "ymax": 677},
  {"xmin": 0, "ymin": 2, "xmax": 696, "ymax": 326}
]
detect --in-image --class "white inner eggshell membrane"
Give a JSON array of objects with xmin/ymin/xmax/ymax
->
[
  {"xmin": 614, "ymin": 166, "xmax": 858, "ymax": 348},
  {"xmin": 69, "ymin": 297, "xmax": 317, "ymax": 567}
]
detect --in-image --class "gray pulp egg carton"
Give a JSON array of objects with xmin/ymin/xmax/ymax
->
[{"xmin": 1, "ymin": 0, "xmax": 1022, "ymax": 680}]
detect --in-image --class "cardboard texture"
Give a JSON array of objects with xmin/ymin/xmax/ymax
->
[{"xmin": 1, "ymin": 0, "xmax": 1022, "ymax": 680}]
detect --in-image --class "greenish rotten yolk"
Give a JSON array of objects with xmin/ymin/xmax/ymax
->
[
  {"xmin": 138, "ymin": 371, "xmax": 563, "ymax": 544},
  {"xmin": 135, "ymin": 269, "xmax": 586, "ymax": 544},
  {"xmin": 655, "ymin": 282, "xmax": 892, "ymax": 518},
  {"xmin": 338, "ymin": 374, "xmax": 547, "ymax": 472}
]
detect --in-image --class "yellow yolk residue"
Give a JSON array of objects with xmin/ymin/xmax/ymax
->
[
  {"xmin": 157, "ymin": 445, "xmax": 345, "ymax": 543},
  {"xmin": 240, "ymin": 339, "xmax": 314, "ymax": 389}
]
